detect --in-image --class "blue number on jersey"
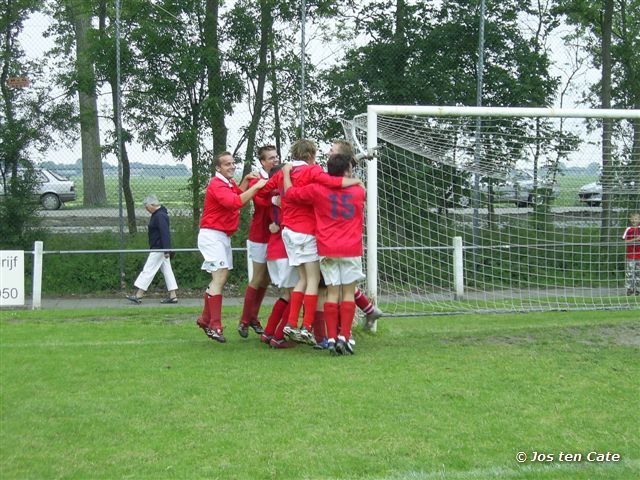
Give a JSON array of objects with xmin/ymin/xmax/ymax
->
[{"xmin": 329, "ymin": 193, "xmax": 355, "ymax": 219}]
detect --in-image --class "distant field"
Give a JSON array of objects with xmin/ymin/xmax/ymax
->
[
  {"xmin": 64, "ymin": 173, "xmax": 599, "ymax": 210},
  {"xmin": 1, "ymin": 307, "xmax": 638, "ymax": 479},
  {"xmin": 67, "ymin": 176, "xmax": 193, "ymax": 209}
]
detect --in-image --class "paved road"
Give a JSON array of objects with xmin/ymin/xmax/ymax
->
[{"xmin": 11, "ymin": 296, "xmax": 275, "ymax": 310}]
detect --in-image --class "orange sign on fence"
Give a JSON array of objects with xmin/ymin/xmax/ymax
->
[{"xmin": 6, "ymin": 77, "xmax": 30, "ymax": 89}]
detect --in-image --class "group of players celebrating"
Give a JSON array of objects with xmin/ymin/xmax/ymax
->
[{"xmin": 195, "ymin": 139, "xmax": 382, "ymax": 355}]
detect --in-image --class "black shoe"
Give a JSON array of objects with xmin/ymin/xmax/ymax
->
[
  {"xmin": 237, "ymin": 324, "xmax": 249, "ymax": 338},
  {"xmin": 249, "ymin": 322, "xmax": 264, "ymax": 335},
  {"xmin": 211, "ymin": 329, "xmax": 226, "ymax": 343},
  {"xmin": 127, "ymin": 295, "xmax": 142, "ymax": 304},
  {"xmin": 161, "ymin": 297, "xmax": 178, "ymax": 304}
]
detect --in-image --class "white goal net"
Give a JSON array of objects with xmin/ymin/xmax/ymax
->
[{"xmin": 343, "ymin": 106, "xmax": 640, "ymax": 316}]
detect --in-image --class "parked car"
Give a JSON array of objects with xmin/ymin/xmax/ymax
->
[
  {"xmin": 443, "ymin": 170, "xmax": 559, "ymax": 208},
  {"xmin": 578, "ymin": 180, "xmax": 638, "ymax": 207},
  {"xmin": 0, "ymin": 168, "xmax": 76, "ymax": 210},
  {"xmin": 492, "ymin": 170, "xmax": 559, "ymax": 207},
  {"xmin": 578, "ymin": 181, "xmax": 602, "ymax": 207}
]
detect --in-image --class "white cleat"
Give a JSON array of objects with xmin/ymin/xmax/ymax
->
[{"xmin": 363, "ymin": 307, "xmax": 383, "ymax": 332}]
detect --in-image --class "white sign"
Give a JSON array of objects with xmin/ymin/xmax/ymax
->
[{"xmin": 0, "ymin": 251, "xmax": 25, "ymax": 307}]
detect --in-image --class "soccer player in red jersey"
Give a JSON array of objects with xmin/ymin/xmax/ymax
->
[
  {"xmin": 255, "ymin": 139, "xmax": 361, "ymax": 345},
  {"xmin": 622, "ymin": 212, "xmax": 640, "ymax": 295},
  {"xmin": 196, "ymin": 152, "xmax": 267, "ymax": 343},
  {"xmin": 283, "ymin": 153, "xmax": 366, "ymax": 355},
  {"xmin": 237, "ymin": 146, "xmax": 280, "ymax": 338},
  {"xmin": 329, "ymin": 139, "xmax": 383, "ymax": 330},
  {"xmin": 263, "ymin": 187, "xmax": 300, "ymax": 348}
]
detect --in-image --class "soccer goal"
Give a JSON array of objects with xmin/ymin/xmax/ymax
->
[{"xmin": 343, "ymin": 105, "xmax": 640, "ymax": 316}]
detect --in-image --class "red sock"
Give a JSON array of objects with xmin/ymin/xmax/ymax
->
[
  {"xmin": 355, "ymin": 288, "xmax": 374, "ymax": 314},
  {"xmin": 324, "ymin": 302, "xmax": 339, "ymax": 340},
  {"xmin": 250, "ymin": 286, "xmax": 268, "ymax": 325},
  {"xmin": 312, "ymin": 310, "xmax": 326, "ymax": 343},
  {"xmin": 240, "ymin": 286, "xmax": 258, "ymax": 326},
  {"xmin": 302, "ymin": 295, "xmax": 318, "ymax": 330},
  {"xmin": 287, "ymin": 291, "xmax": 304, "ymax": 328},
  {"xmin": 206, "ymin": 294, "xmax": 223, "ymax": 331},
  {"xmin": 339, "ymin": 301, "xmax": 356, "ymax": 340},
  {"xmin": 264, "ymin": 298, "xmax": 288, "ymax": 337},
  {"xmin": 274, "ymin": 304, "xmax": 291, "ymax": 340},
  {"xmin": 198, "ymin": 292, "xmax": 210, "ymax": 327}
]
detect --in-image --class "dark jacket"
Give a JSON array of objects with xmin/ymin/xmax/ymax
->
[{"xmin": 148, "ymin": 205, "xmax": 172, "ymax": 251}]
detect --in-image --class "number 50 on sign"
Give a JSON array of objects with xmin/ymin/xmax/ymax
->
[{"xmin": 0, "ymin": 251, "xmax": 25, "ymax": 307}]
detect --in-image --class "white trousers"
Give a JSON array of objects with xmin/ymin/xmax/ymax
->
[{"xmin": 134, "ymin": 251, "xmax": 178, "ymax": 292}]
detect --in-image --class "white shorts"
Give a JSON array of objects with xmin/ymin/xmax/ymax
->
[
  {"xmin": 247, "ymin": 240, "xmax": 268, "ymax": 264},
  {"xmin": 319, "ymin": 256, "xmax": 365, "ymax": 286},
  {"xmin": 198, "ymin": 228, "xmax": 233, "ymax": 272},
  {"xmin": 267, "ymin": 258, "xmax": 299, "ymax": 289},
  {"xmin": 282, "ymin": 227, "xmax": 319, "ymax": 266}
]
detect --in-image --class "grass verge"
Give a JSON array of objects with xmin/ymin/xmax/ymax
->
[{"xmin": 1, "ymin": 308, "xmax": 638, "ymax": 479}]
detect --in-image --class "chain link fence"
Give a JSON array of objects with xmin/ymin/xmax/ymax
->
[{"xmin": 2, "ymin": 1, "xmax": 639, "ymax": 297}]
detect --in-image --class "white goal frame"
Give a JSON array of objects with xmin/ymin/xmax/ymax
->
[{"xmin": 363, "ymin": 105, "xmax": 640, "ymax": 314}]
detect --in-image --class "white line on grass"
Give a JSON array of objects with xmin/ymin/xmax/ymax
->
[
  {"xmin": 373, "ymin": 459, "xmax": 639, "ymax": 480},
  {"xmin": 0, "ymin": 338, "xmax": 197, "ymax": 348}
]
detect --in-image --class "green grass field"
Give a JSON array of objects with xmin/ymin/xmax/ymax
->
[{"xmin": 1, "ymin": 308, "xmax": 638, "ymax": 479}]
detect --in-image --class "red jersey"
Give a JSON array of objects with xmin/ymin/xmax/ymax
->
[
  {"xmin": 247, "ymin": 170, "xmax": 271, "ymax": 243},
  {"xmin": 622, "ymin": 225, "xmax": 640, "ymax": 259},
  {"xmin": 199, "ymin": 173, "xmax": 243, "ymax": 236},
  {"xmin": 255, "ymin": 162, "xmax": 343, "ymax": 235},
  {"xmin": 266, "ymin": 204, "xmax": 288, "ymax": 260},
  {"xmin": 285, "ymin": 182, "xmax": 365, "ymax": 257}
]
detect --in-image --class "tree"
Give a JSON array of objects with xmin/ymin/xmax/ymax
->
[
  {"xmin": 126, "ymin": 0, "xmax": 242, "ymax": 230},
  {"xmin": 554, "ymin": 0, "xmax": 640, "ymax": 236},
  {"xmin": 1, "ymin": 0, "xmax": 74, "ymax": 246},
  {"xmin": 94, "ymin": 0, "xmax": 137, "ymax": 233},
  {"xmin": 64, "ymin": 0, "xmax": 107, "ymax": 206},
  {"xmin": 204, "ymin": 0, "xmax": 228, "ymax": 154}
]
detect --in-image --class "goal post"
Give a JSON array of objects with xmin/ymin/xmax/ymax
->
[{"xmin": 344, "ymin": 105, "xmax": 640, "ymax": 317}]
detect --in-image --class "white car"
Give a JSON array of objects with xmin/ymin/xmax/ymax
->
[
  {"xmin": 578, "ymin": 181, "xmax": 602, "ymax": 207},
  {"xmin": 578, "ymin": 180, "xmax": 637, "ymax": 207},
  {"xmin": 0, "ymin": 168, "xmax": 76, "ymax": 210}
]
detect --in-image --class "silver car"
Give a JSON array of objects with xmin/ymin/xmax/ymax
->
[
  {"xmin": 578, "ymin": 180, "xmax": 637, "ymax": 207},
  {"xmin": 0, "ymin": 168, "xmax": 76, "ymax": 210},
  {"xmin": 493, "ymin": 170, "xmax": 559, "ymax": 207},
  {"xmin": 578, "ymin": 181, "xmax": 602, "ymax": 207}
]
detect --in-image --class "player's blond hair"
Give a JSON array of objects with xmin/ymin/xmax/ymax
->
[
  {"xmin": 290, "ymin": 139, "xmax": 316, "ymax": 162},
  {"xmin": 332, "ymin": 139, "xmax": 355, "ymax": 158}
]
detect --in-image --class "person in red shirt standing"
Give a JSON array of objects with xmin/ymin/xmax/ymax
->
[
  {"xmin": 622, "ymin": 212, "xmax": 640, "ymax": 296},
  {"xmin": 196, "ymin": 152, "xmax": 267, "ymax": 343},
  {"xmin": 284, "ymin": 153, "xmax": 366, "ymax": 355},
  {"xmin": 255, "ymin": 139, "xmax": 361, "ymax": 345},
  {"xmin": 237, "ymin": 145, "xmax": 280, "ymax": 338},
  {"xmin": 329, "ymin": 139, "xmax": 383, "ymax": 331}
]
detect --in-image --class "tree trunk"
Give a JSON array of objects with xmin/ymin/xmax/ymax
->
[
  {"xmin": 600, "ymin": 0, "xmax": 614, "ymax": 247},
  {"xmin": 204, "ymin": 0, "xmax": 227, "ymax": 154},
  {"xmin": 243, "ymin": 0, "xmax": 273, "ymax": 176},
  {"xmin": 269, "ymin": 45, "xmax": 282, "ymax": 157},
  {"xmin": 391, "ymin": 0, "xmax": 408, "ymax": 102},
  {"xmin": 70, "ymin": 1, "xmax": 106, "ymax": 206}
]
